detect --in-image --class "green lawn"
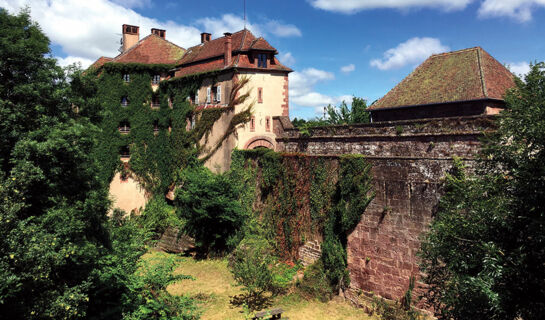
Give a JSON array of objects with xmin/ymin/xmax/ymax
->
[{"xmin": 152, "ymin": 251, "xmax": 376, "ymax": 320}]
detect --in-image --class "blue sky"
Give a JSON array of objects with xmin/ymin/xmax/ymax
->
[{"xmin": 2, "ymin": 0, "xmax": 544, "ymax": 119}]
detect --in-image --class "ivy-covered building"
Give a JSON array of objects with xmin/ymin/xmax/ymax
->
[{"xmin": 89, "ymin": 24, "xmax": 291, "ymax": 213}]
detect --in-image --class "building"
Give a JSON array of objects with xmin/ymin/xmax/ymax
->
[
  {"xmin": 368, "ymin": 47, "xmax": 516, "ymax": 122},
  {"xmin": 172, "ymin": 30, "xmax": 292, "ymax": 170},
  {"xmin": 89, "ymin": 25, "xmax": 291, "ymax": 212}
]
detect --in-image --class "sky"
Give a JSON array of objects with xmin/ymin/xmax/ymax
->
[{"xmin": 1, "ymin": 0, "xmax": 544, "ymax": 119}]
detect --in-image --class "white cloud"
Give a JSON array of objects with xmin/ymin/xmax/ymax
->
[
  {"xmin": 341, "ymin": 64, "xmax": 355, "ymax": 73},
  {"xmin": 0, "ymin": 1, "xmax": 301, "ymax": 70},
  {"xmin": 56, "ymin": 56, "xmax": 94, "ymax": 69},
  {"xmin": 308, "ymin": 0, "xmax": 473, "ymax": 14},
  {"xmin": 279, "ymin": 52, "xmax": 296, "ymax": 66},
  {"xmin": 111, "ymin": 0, "xmax": 151, "ymax": 9},
  {"xmin": 370, "ymin": 37, "xmax": 449, "ymax": 70},
  {"xmin": 0, "ymin": 0, "xmax": 201, "ymax": 64},
  {"xmin": 478, "ymin": 0, "xmax": 545, "ymax": 22},
  {"xmin": 196, "ymin": 15, "xmax": 302, "ymax": 39},
  {"xmin": 507, "ymin": 61, "xmax": 531, "ymax": 77},
  {"xmin": 265, "ymin": 20, "xmax": 302, "ymax": 37},
  {"xmin": 196, "ymin": 14, "xmax": 262, "ymax": 38},
  {"xmin": 290, "ymin": 68, "xmax": 350, "ymax": 112}
]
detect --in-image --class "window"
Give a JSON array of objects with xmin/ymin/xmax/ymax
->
[
  {"xmin": 250, "ymin": 116, "xmax": 255, "ymax": 132},
  {"xmin": 151, "ymin": 95, "xmax": 160, "ymax": 109},
  {"xmin": 258, "ymin": 87, "xmax": 263, "ymax": 103},
  {"xmin": 123, "ymin": 74, "xmax": 130, "ymax": 82},
  {"xmin": 152, "ymin": 74, "xmax": 161, "ymax": 85},
  {"xmin": 121, "ymin": 96, "xmax": 129, "ymax": 107},
  {"xmin": 194, "ymin": 91, "xmax": 199, "ymax": 104},
  {"xmin": 266, "ymin": 116, "xmax": 270, "ymax": 132},
  {"xmin": 206, "ymin": 87, "xmax": 211, "ymax": 103},
  {"xmin": 120, "ymin": 145, "xmax": 130, "ymax": 159},
  {"xmin": 215, "ymin": 85, "xmax": 222, "ymax": 103},
  {"xmin": 119, "ymin": 121, "xmax": 130, "ymax": 134},
  {"xmin": 153, "ymin": 120, "xmax": 159, "ymax": 135},
  {"xmin": 258, "ymin": 54, "xmax": 267, "ymax": 68}
]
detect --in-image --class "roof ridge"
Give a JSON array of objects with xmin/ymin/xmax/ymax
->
[
  {"xmin": 239, "ymin": 29, "xmax": 248, "ymax": 51},
  {"xmin": 430, "ymin": 46, "xmax": 480, "ymax": 58},
  {"xmin": 476, "ymin": 47, "xmax": 488, "ymax": 98}
]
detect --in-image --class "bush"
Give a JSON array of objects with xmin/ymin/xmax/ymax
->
[
  {"xmin": 174, "ymin": 166, "xmax": 246, "ymax": 256},
  {"xmin": 138, "ymin": 196, "xmax": 182, "ymax": 238},
  {"xmin": 296, "ymin": 260, "xmax": 333, "ymax": 302}
]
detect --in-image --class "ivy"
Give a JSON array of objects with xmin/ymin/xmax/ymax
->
[
  {"xmin": 230, "ymin": 150, "xmax": 374, "ymax": 293},
  {"xmin": 89, "ymin": 66, "xmax": 252, "ymax": 196}
]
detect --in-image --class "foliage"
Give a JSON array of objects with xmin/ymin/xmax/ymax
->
[
  {"xmin": 322, "ymin": 155, "xmax": 374, "ymax": 291},
  {"xmin": 0, "ymin": 9, "xmax": 114, "ymax": 319},
  {"xmin": 372, "ymin": 297, "xmax": 422, "ymax": 320},
  {"xmin": 419, "ymin": 63, "xmax": 545, "ymax": 319},
  {"xmin": 137, "ymin": 196, "xmax": 183, "ymax": 239},
  {"xmin": 230, "ymin": 150, "xmax": 374, "ymax": 296},
  {"xmin": 291, "ymin": 97, "xmax": 369, "ymax": 135},
  {"xmin": 296, "ymin": 260, "xmax": 334, "ymax": 302},
  {"xmin": 174, "ymin": 166, "xmax": 246, "ymax": 255},
  {"xmin": 123, "ymin": 253, "xmax": 199, "ymax": 320}
]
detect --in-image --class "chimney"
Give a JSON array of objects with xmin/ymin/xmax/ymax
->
[
  {"xmin": 201, "ymin": 32, "xmax": 211, "ymax": 43},
  {"xmin": 151, "ymin": 28, "xmax": 166, "ymax": 39},
  {"xmin": 122, "ymin": 24, "xmax": 139, "ymax": 52},
  {"xmin": 224, "ymin": 32, "xmax": 232, "ymax": 66}
]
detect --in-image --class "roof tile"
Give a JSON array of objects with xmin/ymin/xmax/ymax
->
[{"xmin": 369, "ymin": 47, "xmax": 515, "ymax": 110}]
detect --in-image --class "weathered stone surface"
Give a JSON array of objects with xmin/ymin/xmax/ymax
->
[
  {"xmin": 275, "ymin": 115, "xmax": 493, "ymax": 306},
  {"xmin": 298, "ymin": 240, "xmax": 322, "ymax": 266},
  {"xmin": 155, "ymin": 227, "xmax": 194, "ymax": 254}
]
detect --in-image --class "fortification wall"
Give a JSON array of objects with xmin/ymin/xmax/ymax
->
[{"xmin": 275, "ymin": 116, "xmax": 495, "ymax": 303}]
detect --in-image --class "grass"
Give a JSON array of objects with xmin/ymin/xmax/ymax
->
[{"xmin": 155, "ymin": 251, "xmax": 376, "ymax": 320}]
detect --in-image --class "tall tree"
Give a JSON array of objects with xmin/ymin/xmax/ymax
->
[
  {"xmin": 420, "ymin": 63, "xmax": 545, "ymax": 319},
  {"xmin": 0, "ymin": 9, "xmax": 111, "ymax": 319}
]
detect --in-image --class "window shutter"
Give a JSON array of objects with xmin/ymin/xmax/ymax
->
[
  {"xmin": 206, "ymin": 87, "xmax": 211, "ymax": 103},
  {"xmin": 216, "ymin": 86, "xmax": 221, "ymax": 103}
]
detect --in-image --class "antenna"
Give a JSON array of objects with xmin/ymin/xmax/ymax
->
[{"xmin": 244, "ymin": 0, "xmax": 246, "ymax": 29}]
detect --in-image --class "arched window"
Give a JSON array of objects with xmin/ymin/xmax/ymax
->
[{"xmin": 121, "ymin": 96, "xmax": 129, "ymax": 107}]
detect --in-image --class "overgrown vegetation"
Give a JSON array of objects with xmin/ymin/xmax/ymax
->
[
  {"xmin": 229, "ymin": 149, "xmax": 374, "ymax": 297},
  {"xmin": 419, "ymin": 63, "xmax": 545, "ymax": 319}
]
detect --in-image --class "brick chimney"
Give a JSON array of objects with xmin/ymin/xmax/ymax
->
[
  {"xmin": 151, "ymin": 28, "xmax": 166, "ymax": 39},
  {"xmin": 224, "ymin": 32, "xmax": 232, "ymax": 66},
  {"xmin": 201, "ymin": 32, "xmax": 211, "ymax": 43},
  {"xmin": 122, "ymin": 24, "xmax": 139, "ymax": 52}
]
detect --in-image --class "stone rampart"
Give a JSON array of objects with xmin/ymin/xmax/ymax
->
[{"xmin": 275, "ymin": 115, "xmax": 495, "ymax": 304}]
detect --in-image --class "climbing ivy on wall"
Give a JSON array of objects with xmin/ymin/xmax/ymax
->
[
  {"xmin": 230, "ymin": 150, "xmax": 374, "ymax": 290},
  {"xmin": 89, "ymin": 63, "xmax": 251, "ymax": 195}
]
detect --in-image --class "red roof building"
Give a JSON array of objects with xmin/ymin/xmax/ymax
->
[{"xmin": 368, "ymin": 47, "xmax": 516, "ymax": 122}]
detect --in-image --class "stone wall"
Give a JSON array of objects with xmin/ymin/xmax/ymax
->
[
  {"xmin": 298, "ymin": 240, "xmax": 322, "ymax": 266},
  {"xmin": 275, "ymin": 115, "xmax": 495, "ymax": 304}
]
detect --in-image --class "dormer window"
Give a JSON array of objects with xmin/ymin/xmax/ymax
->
[
  {"xmin": 258, "ymin": 54, "xmax": 267, "ymax": 68},
  {"xmin": 152, "ymin": 74, "xmax": 161, "ymax": 85},
  {"xmin": 151, "ymin": 95, "xmax": 160, "ymax": 109},
  {"xmin": 121, "ymin": 96, "xmax": 129, "ymax": 107},
  {"xmin": 123, "ymin": 74, "xmax": 130, "ymax": 82}
]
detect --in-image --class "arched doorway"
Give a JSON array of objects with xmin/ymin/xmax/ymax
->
[{"xmin": 243, "ymin": 136, "xmax": 275, "ymax": 150}]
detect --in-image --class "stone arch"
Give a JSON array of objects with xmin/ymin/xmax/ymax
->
[{"xmin": 243, "ymin": 136, "xmax": 275, "ymax": 150}]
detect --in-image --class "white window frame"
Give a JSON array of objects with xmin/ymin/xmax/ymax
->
[
  {"xmin": 123, "ymin": 74, "xmax": 130, "ymax": 83},
  {"xmin": 195, "ymin": 91, "xmax": 199, "ymax": 104},
  {"xmin": 206, "ymin": 87, "xmax": 211, "ymax": 103},
  {"xmin": 216, "ymin": 85, "xmax": 221, "ymax": 103}
]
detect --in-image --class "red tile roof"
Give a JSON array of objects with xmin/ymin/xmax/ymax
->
[
  {"xmin": 89, "ymin": 56, "xmax": 112, "ymax": 69},
  {"xmin": 112, "ymin": 34, "xmax": 185, "ymax": 64},
  {"xmin": 174, "ymin": 29, "xmax": 291, "ymax": 78},
  {"xmin": 368, "ymin": 47, "xmax": 515, "ymax": 110}
]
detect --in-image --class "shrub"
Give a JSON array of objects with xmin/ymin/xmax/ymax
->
[
  {"xmin": 296, "ymin": 260, "xmax": 333, "ymax": 302},
  {"xmin": 175, "ymin": 166, "xmax": 246, "ymax": 256}
]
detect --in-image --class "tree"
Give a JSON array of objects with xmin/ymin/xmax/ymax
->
[
  {"xmin": 0, "ymin": 8, "xmax": 116, "ymax": 319},
  {"xmin": 174, "ymin": 166, "xmax": 246, "ymax": 255},
  {"xmin": 325, "ymin": 97, "xmax": 370, "ymax": 125},
  {"xmin": 420, "ymin": 63, "xmax": 545, "ymax": 319}
]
